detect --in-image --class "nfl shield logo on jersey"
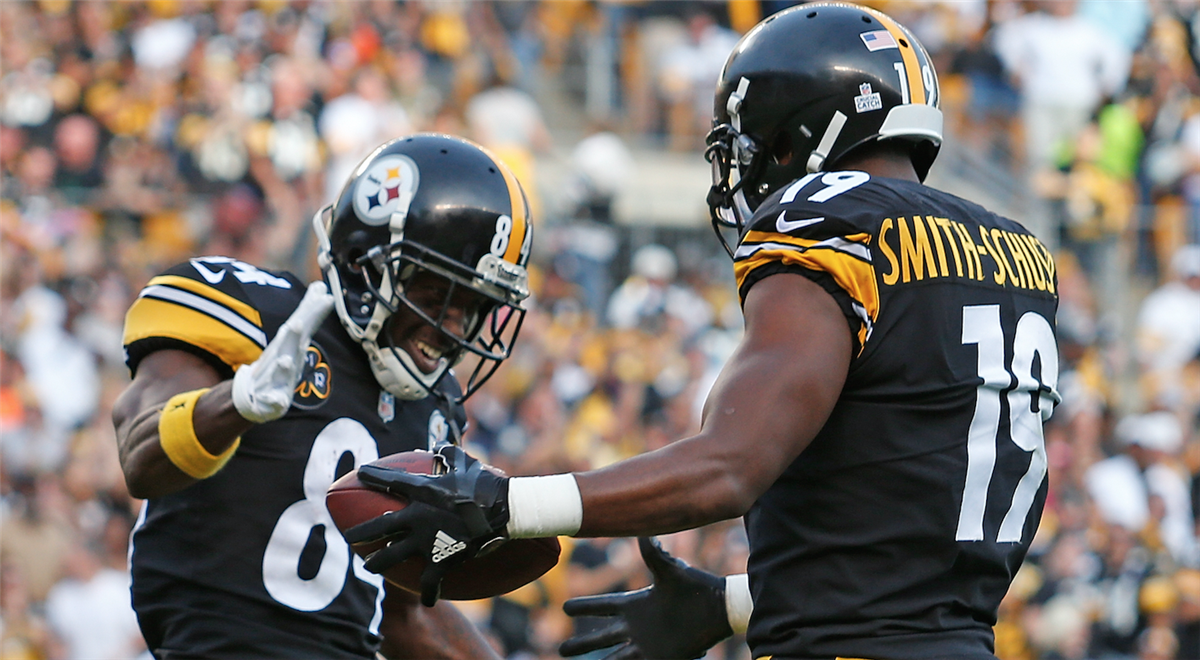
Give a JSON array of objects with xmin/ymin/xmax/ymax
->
[{"xmin": 378, "ymin": 391, "xmax": 395, "ymax": 423}]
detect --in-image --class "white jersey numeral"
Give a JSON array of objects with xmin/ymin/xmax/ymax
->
[
  {"xmin": 779, "ymin": 171, "xmax": 870, "ymax": 205},
  {"xmin": 262, "ymin": 418, "xmax": 384, "ymax": 633},
  {"xmin": 957, "ymin": 306, "xmax": 1058, "ymax": 543}
]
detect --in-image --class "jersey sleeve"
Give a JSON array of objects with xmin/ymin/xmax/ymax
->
[
  {"xmin": 733, "ymin": 190, "xmax": 880, "ymax": 353},
  {"xmin": 122, "ymin": 257, "xmax": 304, "ymax": 378}
]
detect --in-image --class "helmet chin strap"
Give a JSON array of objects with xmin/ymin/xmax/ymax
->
[
  {"xmin": 314, "ymin": 208, "xmax": 366, "ymax": 343},
  {"xmin": 806, "ymin": 111, "xmax": 848, "ymax": 174},
  {"xmin": 362, "ymin": 337, "xmax": 447, "ymax": 401},
  {"xmin": 360, "ymin": 261, "xmax": 449, "ymax": 401}
]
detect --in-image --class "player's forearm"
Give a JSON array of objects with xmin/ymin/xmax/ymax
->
[
  {"xmin": 575, "ymin": 437, "xmax": 755, "ymax": 537},
  {"xmin": 113, "ymin": 352, "xmax": 253, "ymax": 499},
  {"xmin": 192, "ymin": 380, "xmax": 256, "ymax": 451},
  {"xmin": 542, "ymin": 274, "xmax": 849, "ymax": 539},
  {"xmin": 378, "ymin": 590, "xmax": 501, "ymax": 660},
  {"xmin": 117, "ymin": 381, "xmax": 252, "ymax": 498},
  {"xmin": 505, "ymin": 434, "xmax": 754, "ymax": 540}
]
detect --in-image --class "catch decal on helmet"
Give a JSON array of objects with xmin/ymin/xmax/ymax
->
[
  {"xmin": 705, "ymin": 2, "xmax": 943, "ymax": 256},
  {"xmin": 314, "ymin": 133, "xmax": 532, "ymax": 403}
]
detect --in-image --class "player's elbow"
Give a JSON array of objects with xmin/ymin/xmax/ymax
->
[
  {"xmin": 680, "ymin": 442, "xmax": 770, "ymax": 521},
  {"xmin": 709, "ymin": 471, "xmax": 760, "ymax": 519},
  {"xmin": 121, "ymin": 460, "xmax": 159, "ymax": 500},
  {"xmin": 118, "ymin": 442, "xmax": 179, "ymax": 500},
  {"xmin": 686, "ymin": 459, "xmax": 761, "ymax": 522}
]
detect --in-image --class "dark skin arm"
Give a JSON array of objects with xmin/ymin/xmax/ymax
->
[
  {"xmin": 378, "ymin": 584, "xmax": 501, "ymax": 659},
  {"xmin": 573, "ymin": 272, "xmax": 853, "ymax": 536},
  {"xmin": 111, "ymin": 349, "xmax": 254, "ymax": 499},
  {"xmin": 113, "ymin": 351, "xmax": 503, "ymax": 658}
]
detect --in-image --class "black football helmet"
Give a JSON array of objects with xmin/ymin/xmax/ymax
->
[
  {"xmin": 314, "ymin": 133, "xmax": 532, "ymax": 402},
  {"xmin": 705, "ymin": 2, "xmax": 943, "ymax": 255}
]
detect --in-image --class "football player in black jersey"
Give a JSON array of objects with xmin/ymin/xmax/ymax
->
[
  {"xmin": 111, "ymin": 133, "xmax": 532, "ymax": 659},
  {"xmin": 342, "ymin": 4, "xmax": 1061, "ymax": 660}
]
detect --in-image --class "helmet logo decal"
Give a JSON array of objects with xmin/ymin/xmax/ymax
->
[
  {"xmin": 854, "ymin": 83, "xmax": 883, "ymax": 113},
  {"xmin": 353, "ymin": 154, "xmax": 419, "ymax": 226},
  {"xmin": 860, "ymin": 30, "xmax": 898, "ymax": 52}
]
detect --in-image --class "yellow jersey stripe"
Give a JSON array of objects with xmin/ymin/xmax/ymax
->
[
  {"xmin": 872, "ymin": 10, "xmax": 925, "ymax": 105},
  {"xmin": 742, "ymin": 230, "xmax": 874, "ymax": 264},
  {"xmin": 735, "ymin": 239, "xmax": 880, "ymax": 350},
  {"xmin": 123, "ymin": 297, "xmax": 265, "ymax": 369},
  {"xmin": 136, "ymin": 284, "xmax": 267, "ymax": 347},
  {"xmin": 147, "ymin": 275, "xmax": 263, "ymax": 327}
]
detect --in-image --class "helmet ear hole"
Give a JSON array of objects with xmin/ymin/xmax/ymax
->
[{"xmin": 770, "ymin": 132, "xmax": 794, "ymax": 166}]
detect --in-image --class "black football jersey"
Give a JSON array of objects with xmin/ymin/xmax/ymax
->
[
  {"xmin": 122, "ymin": 256, "xmax": 466, "ymax": 659},
  {"xmin": 734, "ymin": 173, "xmax": 1059, "ymax": 660}
]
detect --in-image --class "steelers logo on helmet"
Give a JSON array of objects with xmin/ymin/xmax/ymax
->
[{"xmin": 352, "ymin": 154, "xmax": 420, "ymax": 226}]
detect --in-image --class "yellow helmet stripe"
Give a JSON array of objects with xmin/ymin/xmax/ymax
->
[
  {"xmin": 871, "ymin": 11, "xmax": 925, "ymax": 105},
  {"xmin": 480, "ymin": 146, "xmax": 530, "ymax": 265}
]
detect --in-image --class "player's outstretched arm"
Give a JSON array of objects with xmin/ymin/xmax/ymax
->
[
  {"xmin": 345, "ymin": 273, "xmax": 850, "ymax": 604},
  {"xmin": 112, "ymin": 282, "xmax": 333, "ymax": 498},
  {"xmin": 377, "ymin": 585, "xmax": 501, "ymax": 660},
  {"xmin": 560, "ymin": 537, "xmax": 750, "ymax": 660}
]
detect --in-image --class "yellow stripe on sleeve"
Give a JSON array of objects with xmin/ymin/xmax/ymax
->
[
  {"xmin": 147, "ymin": 275, "xmax": 263, "ymax": 327},
  {"xmin": 735, "ymin": 231, "xmax": 879, "ymax": 350},
  {"xmin": 123, "ymin": 297, "xmax": 265, "ymax": 369}
]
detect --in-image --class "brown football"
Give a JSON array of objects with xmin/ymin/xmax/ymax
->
[{"xmin": 326, "ymin": 450, "xmax": 561, "ymax": 601}]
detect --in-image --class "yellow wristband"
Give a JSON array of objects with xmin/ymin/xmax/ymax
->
[{"xmin": 159, "ymin": 388, "xmax": 240, "ymax": 479}]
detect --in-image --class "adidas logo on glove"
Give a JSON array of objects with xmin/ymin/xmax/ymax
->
[{"xmin": 432, "ymin": 530, "xmax": 467, "ymax": 563}]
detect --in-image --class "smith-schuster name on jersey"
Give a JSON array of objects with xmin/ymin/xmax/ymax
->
[
  {"xmin": 735, "ymin": 173, "xmax": 1059, "ymax": 660},
  {"xmin": 123, "ymin": 257, "xmax": 464, "ymax": 659}
]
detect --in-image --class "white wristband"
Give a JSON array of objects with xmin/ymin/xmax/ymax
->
[
  {"xmin": 725, "ymin": 573, "xmax": 752, "ymax": 635},
  {"xmin": 506, "ymin": 474, "xmax": 583, "ymax": 538}
]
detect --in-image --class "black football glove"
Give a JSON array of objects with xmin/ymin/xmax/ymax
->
[
  {"xmin": 341, "ymin": 445, "xmax": 509, "ymax": 606},
  {"xmin": 559, "ymin": 537, "xmax": 733, "ymax": 660}
]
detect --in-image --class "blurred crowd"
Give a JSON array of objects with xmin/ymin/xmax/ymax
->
[{"xmin": 1, "ymin": 1, "xmax": 1200, "ymax": 659}]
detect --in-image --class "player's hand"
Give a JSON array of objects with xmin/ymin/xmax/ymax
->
[
  {"xmin": 342, "ymin": 445, "xmax": 510, "ymax": 606},
  {"xmin": 559, "ymin": 537, "xmax": 733, "ymax": 660},
  {"xmin": 232, "ymin": 281, "xmax": 334, "ymax": 423}
]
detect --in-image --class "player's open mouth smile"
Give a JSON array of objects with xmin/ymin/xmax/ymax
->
[
  {"xmin": 408, "ymin": 337, "xmax": 447, "ymax": 374},
  {"xmin": 416, "ymin": 339, "xmax": 443, "ymax": 361}
]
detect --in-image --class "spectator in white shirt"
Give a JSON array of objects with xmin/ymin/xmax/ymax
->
[
  {"xmin": 44, "ymin": 541, "xmax": 144, "ymax": 660},
  {"xmin": 1087, "ymin": 412, "xmax": 1195, "ymax": 566},
  {"xmin": 1136, "ymin": 244, "xmax": 1200, "ymax": 411},
  {"xmin": 994, "ymin": 0, "xmax": 1131, "ymax": 178}
]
